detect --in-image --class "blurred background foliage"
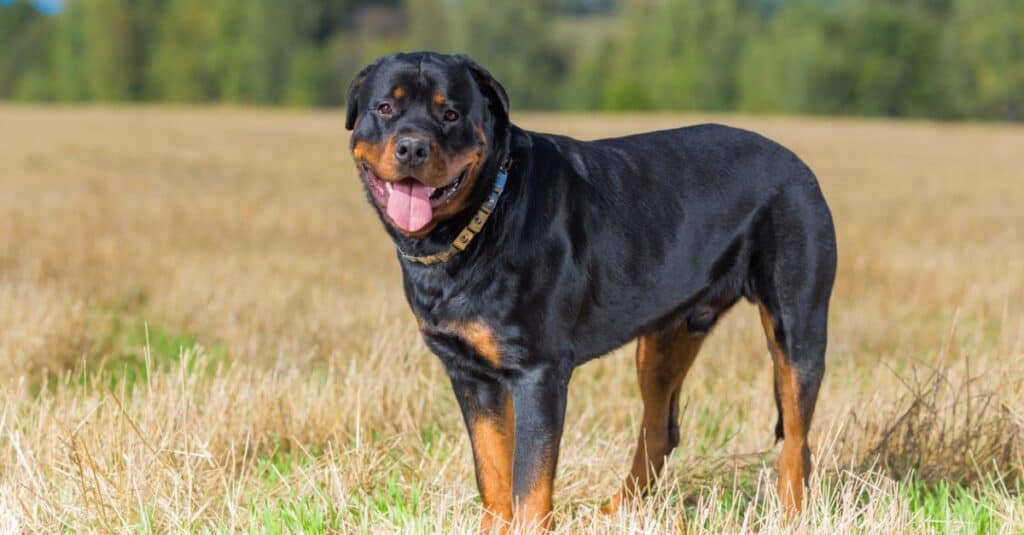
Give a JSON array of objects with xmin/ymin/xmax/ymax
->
[{"xmin": 1, "ymin": 0, "xmax": 1021, "ymax": 120}]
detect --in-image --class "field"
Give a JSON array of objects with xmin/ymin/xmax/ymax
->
[{"xmin": 1, "ymin": 106, "xmax": 1022, "ymax": 533}]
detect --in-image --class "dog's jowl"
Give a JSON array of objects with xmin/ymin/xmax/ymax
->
[{"xmin": 346, "ymin": 51, "xmax": 837, "ymax": 532}]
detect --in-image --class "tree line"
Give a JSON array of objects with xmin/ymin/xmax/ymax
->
[{"xmin": 1, "ymin": 0, "xmax": 1021, "ymax": 120}]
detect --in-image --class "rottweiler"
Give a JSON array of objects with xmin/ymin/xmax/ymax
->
[{"xmin": 345, "ymin": 51, "xmax": 837, "ymax": 531}]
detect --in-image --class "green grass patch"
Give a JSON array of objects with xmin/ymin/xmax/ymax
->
[
  {"xmin": 682, "ymin": 471, "xmax": 1018, "ymax": 532},
  {"xmin": 363, "ymin": 472, "xmax": 424, "ymax": 522},
  {"xmin": 419, "ymin": 422, "xmax": 453, "ymax": 462},
  {"xmin": 254, "ymin": 435, "xmax": 323, "ymax": 485},
  {"xmin": 133, "ymin": 504, "xmax": 156, "ymax": 534},
  {"xmin": 694, "ymin": 404, "xmax": 741, "ymax": 455},
  {"xmin": 241, "ymin": 438, "xmax": 336, "ymax": 533},
  {"xmin": 903, "ymin": 478, "xmax": 1010, "ymax": 533},
  {"xmin": 344, "ymin": 469, "xmax": 427, "ymax": 531},
  {"xmin": 75, "ymin": 317, "xmax": 228, "ymax": 392},
  {"xmin": 248, "ymin": 496, "xmax": 339, "ymax": 534}
]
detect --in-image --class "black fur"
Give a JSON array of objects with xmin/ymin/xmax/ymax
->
[{"xmin": 346, "ymin": 51, "xmax": 837, "ymax": 520}]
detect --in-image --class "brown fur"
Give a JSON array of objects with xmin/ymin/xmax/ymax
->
[
  {"xmin": 759, "ymin": 304, "xmax": 810, "ymax": 516},
  {"xmin": 352, "ymin": 139, "xmax": 400, "ymax": 184},
  {"xmin": 603, "ymin": 327, "xmax": 704, "ymax": 514},
  {"xmin": 426, "ymin": 147, "xmax": 484, "ymax": 221},
  {"xmin": 515, "ymin": 453, "xmax": 556, "ymax": 531},
  {"xmin": 448, "ymin": 320, "xmax": 501, "ymax": 366},
  {"xmin": 472, "ymin": 393, "xmax": 515, "ymax": 533}
]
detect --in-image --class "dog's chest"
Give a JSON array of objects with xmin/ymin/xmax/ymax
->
[{"xmin": 408, "ymin": 280, "xmax": 515, "ymax": 366}]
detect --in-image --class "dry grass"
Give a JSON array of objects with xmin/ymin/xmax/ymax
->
[{"xmin": 0, "ymin": 105, "xmax": 1022, "ymax": 533}]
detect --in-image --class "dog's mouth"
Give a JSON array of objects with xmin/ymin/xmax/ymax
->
[{"xmin": 362, "ymin": 164, "xmax": 468, "ymax": 232}]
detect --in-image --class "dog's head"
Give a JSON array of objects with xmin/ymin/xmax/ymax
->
[{"xmin": 346, "ymin": 52, "xmax": 509, "ymax": 236}]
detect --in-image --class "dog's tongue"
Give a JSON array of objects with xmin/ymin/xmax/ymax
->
[{"xmin": 387, "ymin": 178, "xmax": 433, "ymax": 232}]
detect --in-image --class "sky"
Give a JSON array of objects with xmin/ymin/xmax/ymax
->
[{"xmin": 0, "ymin": 0, "xmax": 62, "ymax": 14}]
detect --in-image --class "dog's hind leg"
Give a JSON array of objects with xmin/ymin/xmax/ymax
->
[
  {"xmin": 602, "ymin": 325, "xmax": 705, "ymax": 514},
  {"xmin": 753, "ymin": 188, "xmax": 836, "ymax": 516},
  {"xmin": 758, "ymin": 303, "xmax": 826, "ymax": 516}
]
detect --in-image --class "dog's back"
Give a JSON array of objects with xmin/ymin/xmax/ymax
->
[{"xmin": 511, "ymin": 124, "xmax": 836, "ymax": 364}]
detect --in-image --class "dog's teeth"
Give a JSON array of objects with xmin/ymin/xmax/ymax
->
[
  {"xmin": 385, "ymin": 182, "xmax": 393, "ymax": 193},
  {"xmin": 428, "ymin": 187, "xmax": 437, "ymax": 194}
]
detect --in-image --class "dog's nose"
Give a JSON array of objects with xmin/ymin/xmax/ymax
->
[{"xmin": 394, "ymin": 137, "xmax": 430, "ymax": 168}]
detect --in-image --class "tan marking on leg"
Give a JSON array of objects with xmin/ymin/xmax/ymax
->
[
  {"xmin": 603, "ymin": 328, "xmax": 703, "ymax": 514},
  {"xmin": 448, "ymin": 321, "xmax": 501, "ymax": 366},
  {"xmin": 472, "ymin": 393, "xmax": 514, "ymax": 533},
  {"xmin": 776, "ymin": 357, "xmax": 806, "ymax": 516},
  {"xmin": 514, "ymin": 453, "xmax": 555, "ymax": 532},
  {"xmin": 759, "ymin": 304, "xmax": 808, "ymax": 516}
]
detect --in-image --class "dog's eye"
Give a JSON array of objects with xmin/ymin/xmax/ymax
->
[
  {"xmin": 443, "ymin": 110, "xmax": 459, "ymax": 122},
  {"xmin": 376, "ymin": 103, "xmax": 393, "ymax": 116}
]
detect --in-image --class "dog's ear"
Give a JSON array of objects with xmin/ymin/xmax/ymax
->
[
  {"xmin": 345, "ymin": 59, "xmax": 383, "ymax": 131},
  {"xmin": 456, "ymin": 55, "xmax": 509, "ymax": 125}
]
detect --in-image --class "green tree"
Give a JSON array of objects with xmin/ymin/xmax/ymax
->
[
  {"xmin": 147, "ymin": 0, "xmax": 217, "ymax": 101},
  {"xmin": 0, "ymin": 0, "xmax": 55, "ymax": 100},
  {"xmin": 212, "ymin": 0, "xmax": 328, "ymax": 105},
  {"xmin": 596, "ymin": 0, "xmax": 761, "ymax": 111},
  {"xmin": 51, "ymin": 0, "xmax": 91, "ymax": 101},
  {"xmin": 82, "ymin": 0, "xmax": 162, "ymax": 100},
  {"xmin": 404, "ymin": 0, "xmax": 449, "ymax": 52},
  {"xmin": 737, "ymin": 3, "xmax": 831, "ymax": 113},
  {"xmin": 653, "ymin": 0, "xmax": 756, "ymax": 110},
  {"xmin": 286, "ymin": 45, "xmax": 329, "ymax": 106},
  {"xmin": 0, "ymin": 0, "xmax": 1020, "ymax": 119},
  {"xmin": 564, "ymin": 37, "xmax": 619, "ymax": 110},
  {"xmin": 946, "ymin": 0, "xmax": 1024, "ymax": 119},
  {"xmin": 842, "ymin": 0, "xmax": 947, "ymax": 117},
  {"xmin": 448, "ymin": 0, "xmax": 569, "ymax": 109}
]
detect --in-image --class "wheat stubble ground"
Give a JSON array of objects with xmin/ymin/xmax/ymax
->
[{"xmin": 0, "ymin": 106, "xmax": 1022, "ymax": 533}]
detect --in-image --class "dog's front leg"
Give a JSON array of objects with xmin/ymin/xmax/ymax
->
[
  {"xmin": 449, "ymin": 372, "xmax": 515, "ymax": 533},
  {"xmin": 510, "ymin": 365, "xmax": 569, "ymax": 532}
]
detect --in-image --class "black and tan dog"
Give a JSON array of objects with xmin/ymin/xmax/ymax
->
[{"xmin": 346, "ymin": 51, "xmax": 837, "ymax": 531}]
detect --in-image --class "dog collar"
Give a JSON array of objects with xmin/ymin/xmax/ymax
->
[{"xmin": 401, "ymin": 167, "xmax": 508, "ymax": 266}]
